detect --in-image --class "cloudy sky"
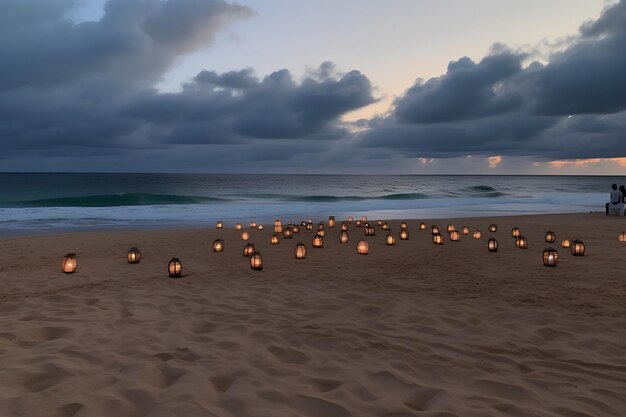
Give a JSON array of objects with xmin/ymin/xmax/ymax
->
[{"xmin": 1, "ymin": 0, "xmax": 625, "ymax": 174}]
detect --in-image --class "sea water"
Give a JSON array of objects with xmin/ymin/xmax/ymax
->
[{"xmin": 0, "ymin": 173, "xmax": 623, "ymax": 236}]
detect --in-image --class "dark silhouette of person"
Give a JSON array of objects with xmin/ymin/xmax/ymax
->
[
  {"xmin": 620, "ymin": 185, "xmax": 626, "ymax": 204},
  {"xmin": 606, "ymin": 184, "xmax": 623, "ymax": 215}
]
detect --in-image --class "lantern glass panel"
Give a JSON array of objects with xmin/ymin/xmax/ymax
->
[
  {"xmin": 515, "ymin": 236, "xmax": 528, "ymax": 249},
  {"xmin": 462, "ymin": 226, "xmax": 470, "ymax": 235},
  {"xmin": 489, "ymin": 224, "xmax": 497, "ymax": 232},
  {"xmin": 488, "ymin": 238, "xmax": 498, "ymax": 252},
  {"xmin": 312, "ymin": 235, "xmax": 324, "ymax": 248},
  {"xmin": 243, "ymin": 243, "xmax": 255, "ymax": 257},
  {"xmin": 168, "ymin": 257, "xmax": 182, "ymax": 277},
  {"xmin": 511, "ymin": 227, "xmax": 521, "ymax": 238},
  {"xmin": 250, "ymin": 251, "xmax": 263, "ymax": 271},
  {"xmin": 450, "ymin": 231, "xmax": 460, "ymax": 241},
  {"xmin": 432, "ymin": 233, "xmax": 444, "ymax": 245},
  {"xmin": 386, "ymin": 233, "xmax": 396, "ymax": 245},
  {"xmin": 571, "ymin": 240, "xmax": 585, "ymax": 256},
  {"xmin": 400, "ymin": 229, "xmax": 409, "ymax": 240},
  {"xmin": 545, "ymin": 231, "xmax": 556, "ymax": 243},
  {"xmin": 543, "ymin": 248, "xmax": 559, "ymax": 266},
  {"xmin": 473, "ymin": 231, "xmax": 482, "ymax": 239},
  {"xmin": 357, "ymin": 240, "xmax": 369, "ymax": 254},
  {"xmin": 212, "ymin": 240, "xmax": 224, "ymax": 252},
  {"xmin": 295, "ymin": 243, "xmax": 307, "ymax": 259},
  {"xmin": 127, "ymin": 247, "xmax": 142, "ymax": 263},
  {"xmin": 62, "ymin": 253, "xmax": 77, "ymax": 274}
]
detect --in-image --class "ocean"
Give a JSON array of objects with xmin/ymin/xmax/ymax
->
[{"xmin": 0, "ymin": 173, "xmax": 623, "ymax": 236}]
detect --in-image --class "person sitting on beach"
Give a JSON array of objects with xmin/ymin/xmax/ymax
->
[
  {"xmin": 620, "ymin": 185, "xmax": 626, "ymax": 204},
  {"xmin": 605, "ymin": 184, "xmax": 623, "ymax": 215}
]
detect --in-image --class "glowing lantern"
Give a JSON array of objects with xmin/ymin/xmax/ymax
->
[
  {"xmin": 545, "ymin": 231, "xmax": 556, "ymax": 243},
  {"xmin": 258, "ymin": 225, "xmax": 264, "ymax": 230},
  {"xmin": 365, "ymin": 225, "xmax": 376, "ymax": 236},
  {"xmin": 400, "ymin": 222, "xmax": 408, "ymax": 230},
  {"xmin": 295, "ymin": 242, "xmax": 307, "ymax": 259},
  {"xmin": 312, "ymin": 234, "xmax": 324, "ymax": 248},
  {"xmin": 515, "ymin": 236, "xmax": 528, "ymax": 249},
  {"xmin": 168, "ymin": 257, "xmax": 182, "ymax": 278},
  {"xmin": 305, "ymin": 222, "xmax": 313, "ymax": 231},
  {"xmin": 400, "ymin": 229, "xmax": 409, "ymax": 240},
  {"xmin": 382, "ymin": 222, "xmax": 389, "ymax": 230},
  {"xmin": 340, "ymin": 231, "xmax": 349, "ymax": 243},
  {"xmin": 235, "ymin": 223, "xmax": 242, "ymax": 230},
  {"xmin": 216, "ymin": 221, "xmax": 223, "ymax": 229},
  {"xmin": 561, "ymin": 239, "xmax": 571, "ymax": 248},
  {"xmin": 462, "ymin": 226, "xmax": 470, "ymax": 235},
  {"xmin": 328, "ymin": 216, "xmax": 336, "ymax": 228},
  {"xmin": 361, "ymin": 216, "xmax": 368, "ymax": 222},
  {"xmin": 618, "ymin": 232, "xmax": 626, "ymax": 242},
  {"xmin": 571, "ymin": 240, "xmax": 585, "ymax": 256},
  {"xmin": 357, "ymin": 240, "xmax": 369, "ymax": 255},
  {"xmin": 341, "ymin": 222, "xmax": 348, "ymax": 231},
  {"xmin": 212, "ymin": 239, "xmax": 224, "ymax": 252},
  {"xmin": 249, "ymin": 221, "xmax": 257, "ymax": 228},
  {"xmin": 511, "ymin": 227, "xmax": 521, "ymax": 238},
  {"xmin": 292, "ymin": 225, "xmax": 300, "ymax": 233},
  {"xmin": 447, "ymin": 224, "xmax": 456, "ymax": 233},
  {"xmin": 431, "ymin": 225, "xmax": 440, "ymax": 234},
  {"xmin": 274, "ymin": 220, "xmax": 283, "ymax": 233},
  {"xmin": 283, "ymin": 228, "xmax": 293, "ymax": 239},
  {"xmin": 450, "ymin": 231, "xmax": 460, "ymax": 242},
  {"xmin": 419, "ymin": 223, "xmax": 426, "ymax": 230},
  {"xmin": 62, "ymin": 253, "xmax": 77, "ymax": 274},
  {"xmin": 543, "ymin": 248, "xmax": 559, "ymax": 266},
  {"xmin": 307, "ymin": 218, "xmax": 313, "ymax": 224},
  {"xmin": 487, "ymin": 238, "xmax": 498, "ymax": 252},
  {"xmin": 386, "ymin": 232, "xmax": 396, "ymax": 245},
  {"xmin": 241, "ymin": 231, "xmax": 250, "ymax": 241},
  {"xmin": 488, "ymin": 224, "xmax": 497, "ymax": 232},
  {"xmin": 348, "ymin": 216, "xmax": 354, "ymax": 222},
  {"xmin": 243, "ymin": 243, "xmax": 255, "ymax": 257},
  {"xmin": 432, "ymin": 233, "xmax": 444, "ymax": 245},
  {"xmin": 473, "ymin": 231, "xmax": 482, "ymax": 239},
  {"xmin": 271, "ymin": 234, "xmax": 280, "ymax": 245},
  {"xmin": 356, "ymin": 220, "xmax": 363, "ymax": 228},
  {"xmin": 377, "ymin": 220, "xmax": 382, "ymax": 226},
  {"xmin": 250, "ymin": 251, "xmax": 263, "ymax": 271},
  {"xmin": 127, "ymin": 247, "xmax": 142, "ymax": 264}
]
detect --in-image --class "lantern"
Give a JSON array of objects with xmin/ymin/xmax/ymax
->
[
  {"xmin": 450, "ymin": 231, "xmax": 460, "ymax": 242},
  {"xmin": 306, "ymin": 222, "xmax": 313, "ymax": 231},
  {"xmin": 168, "ymin": 257, "xmax": 182, "ymax": 278},
  {"xmin": 515, "ymin": 236, "xmax": 528, "ymax": 249},
  {"xmin": 357, "ymin": 239, "xmax": 369, "ymax": 255},
  {"xmin": 355, "ymin": 220, "xmax": 362, "ymax": 228},
  {"xmin": 571, "ymin": 240, "xmax": 585, "ymax": 256},
  {"xmin": 618, "ymin": 232, "xmax": 626, "ymax": 242},
  {"xmin": 127, "ymin": 247, "xmax": 142, "ymax": 264},
  {"xmin": 328, "ymin": 216, "xmax": 336, "ymax": 228},
  {"xmin": 212, "ymin": 239, "xmax": 224, "ymax": 252},
  {"xmin": 447, "ymin": 224, "xmax": 456, "ymax": 233},
  {"xmin": 473, "ymin": 231, "xmax": 482, "ymax": 239},
  {"xmin": 249, "ymin": 221, "xmax": 257, "ymax": 229},
  {"xmin": 365, "ymin": 225, "xmax": 376, "ymax": 236},
  {"xmin": 400, "ymin": 222, "xmax": 408, "ymax": 230},
  {"xmin": 386, "ymin": 232, "xmax": 396, "ymax": 245},
  {"xmin": 283, "ymin": 228, "xmax": 293, "ymax": 239},
  {"xmin": 243, "ymin": 242, "xmax": 255, "ymax": 257},
  {"xmin": 488, "ymin": 224, "xmax": 497, "ymax": 232},
  {"xmin": 431, "ymin": 225, "xmax": 440, "ymax": 234},
  {"xmin": 235, "ymin": 223, "xmax": 242, "ymax": 230},
  {"xmin": 561, "ymin": 239, "xmax": 571, "ymax": 248},
  {"xmin": 250, "ymin": 251, "xmax": 263, "ymax": 271},
  {"xmin": 462, "ymin": 226, "xmax": 470, "ymax": 235},
  {"xmin": 258, "ymin": 225, "xmax": 264, "ymax": 230},
  {"xmin": 317, "ymin": 229, "xmax": 326, "ymax": 237},
  {"xmin": 317, "ymin": 223, "xmax": 325, "ymax": 232},
  {"xmin": 382, "ymin": 222, "xmax": 389, "ymax": 230},
  {"xmin": 312, "ymin": 234, "xmax": 324, "ymax": 248},
  {"xmin": 216, "ymin": 221, "xmax": 223, "ymax": 229},
  {"xmin": 487, "ymin": 238, "xmax": 498, "ymax": 252},
  {"xmin": 340, "ymin": 231, "xmax": 349, "ymax": 243},
  {"xmin": 307, "ymin": 218, "xmax": 313, "ymax": 224},
  {"xmin": 543, "ymin": 248, "xmax": 559, "ymax": 267},
  {"xmin": 348, "ymin": 216, "xmax": 354, "ymax": 222},
  {"xmin": 545, "ymin": 231, "xmax": 556, "ymax": 243},
  {"xmin": 511, "ymin": 227, "xmax": 521, "ymax": 238},
  {"xmin": 295, "ymin": 242, "xmax": 307, "ymax": 259},
  {"xmin": 432, "ymin": 233, "xmax": 444, "ymax": 245},
  {"xmin": 271, "ymin": 234, "xmax": 280, "ymax": 245},
  {"xmin": 292, "ymin": 225, "xmax": 300, "ymax": 233},
  {"xmin": 62, "ymin": 253, "xmax": 77, "ymax": 274},
  {"xmin": 361, "ymin": 216, "xmax": 368, "ymax": 222},
  {"xmin": 341, "ymin": 222, "xmax": 348, "ymax": 231},
  {"xmin": 400, "ymin": 229, "xmax": 409, "ymax": 240},
  {"xmin": 419, "ymin": 222, "xmax": 426, "ymax": 230},
  {"xmin": 274, "ymin": 220, "xmax": 283, "ymax": 233},
  {"xmin": 241, "ymin": 231, "xmax": 250, "ymax": 241},
  {"xmin": 377, "ymin": 220, "xmax": 383, "ymax": 226}
]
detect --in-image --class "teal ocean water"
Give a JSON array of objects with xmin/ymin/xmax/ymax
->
[{"xmin": 0, "ymin": 173, "xmax": 623, "ymax": 236}]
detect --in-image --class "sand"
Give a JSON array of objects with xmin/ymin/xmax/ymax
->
[{"xmin": 0, "ymin": 213, "xmax": 625, "ymax": 417}]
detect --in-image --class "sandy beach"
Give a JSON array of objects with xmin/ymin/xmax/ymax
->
[{"xmin": 1, "ymin": 212, "xmax": 625, "ymax": 417}]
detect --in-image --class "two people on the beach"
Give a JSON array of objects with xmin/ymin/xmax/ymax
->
[{"xmin": 605, "ymin": 184, "xmax": 626, "ymax": 215}]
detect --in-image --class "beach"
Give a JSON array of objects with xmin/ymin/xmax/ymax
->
[{"xmin": 1, "ymin": 212, "xmax": 625, "ymax": 417}]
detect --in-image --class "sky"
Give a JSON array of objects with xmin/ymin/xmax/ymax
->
[{"xmin": 1, "ymin": 0, "xmax": 625, "ymax": 174}]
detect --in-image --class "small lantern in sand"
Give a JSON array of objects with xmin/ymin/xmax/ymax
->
[
  {"xmin": 382, "ymin": 222, "xmax": 390, "ymax": 230},
  {"xmin": 216, "ymin": 221, "xmax": 223, "ymax": 229},
  {"xmin": 450, "ymin": 231, "xmax": 460, "ymax": 242},
  {"xmin": 271, "ymin": 234, "xmax": 280, "ymax": 245},
  {"xmin": 511, "ymin": 227, "xmax": 521, "ymax": 238},
  {"xmin": 348, "ymin": 216, "xmax": 354, "ymax": 222},
  {"xmin": 399, "ymin": 229, "xmax": 409, "ymax": 240},
  {"xmin": 431, "ymin": 225, "xmax": 440, "ymax": 234},
  {"xmin": 241, "ymin": 231, "xmax": 250, "ymax": 241},
  {"xmin": 312, "ymin": 234, "xmax": 324, "ymax": 248},
  {"xmin": 250, "ymin": 251, "xmax": 263, "ymax": 271},
  {"xmin": 447, "ymin": 224, "xmax": 456, "ymax": 233},
  {"xmin": 462, "ymin": 226, "xmax": 470, "ymax": 235},
  {"xmin": 212, "ymin": 239, "xmax": 224, "ymax": 252},
  {"xmin": 249, "ymin": 221, "xmax": 257, "ymax": 229},
  {"xmin": 400, "ymin": 222, "xmax": 408, "ymax": 230},
  {"xmin": 274, "ymin": 220, "xmax": 283, "ymax": 233},
  {"xmin": 356, "ymin": 220, "xmax": 363, "ymax": 228},
  {"xmin": 561, "ymin": 239, "xmax": 571, "ymax": 248},
  {"xmin": 168, "ymin": 257, "xmax": 182, "ymax": 278},
  {"xmin": 295, "ymin": 242, "xmax": 307, "ymax": 259},
  {"xmin": 386, "ymin": 232, "xmax": 396, "ymax": 246},
  {"xmin": 340, "ymin": 231, "xmax": 349, "ymax": 243},
  {"xmin": 545, "ymin": 231, "xmax": 556, "ymax": 243},
  {"xmin": 488, "ymin": 224, "xmax": 497, "ymax": 232},
  {"xmin": 419, "ymin": 222, "xmax": 426, "ymax": 230},
  {"xmin": 317, "ymin": 223, "xmax": 325, "ymax": 232},
  {"xmin": 361, "ymin": 216, "xmax": 368, "ymax": 222},
  {"xmin": 487, "ymin": 238, "xmax": 498, "ymax": 252},
  {"xmin": 543, "ymin": 248, "xmax": 559, "ymax": 267},
  {"xmin": 357, "ymin": 240, "xmax": 369, "ymax": 255},
  {"xmin": 258, "ymin": 225, "xmax": 264, "ymax": 231},
  {"xmin": 571, "ymin": 239, "xmax": 585, "ymax": 256},
  {"xmin": 127, "ymin": 247, "xmax": 142, "ymax": 264},
  {"xmin": 473, "ymin": 231, "xmax": 482, "ymax": 239},
  {"xmin": 515, "ymin": 236, "xmax": 528, "ymax": 249},
  {"xmin": 292, "ymin": 225, "xmax": 300, "ymax": 233},
  {"xmin": 377, "ymin": 220, "xmax": 383, "ymax": 226},
  {"xmin": 305, "ymin": 222, "xmax": 313, "ymax": 231},
  {"xmin": 235, "ymin": 223, "xmax": 242, "ymax": 230},
  {"xmin": 365, "ymin": 225, "xmax": 376, "ymax": 236},
  {"xmin": 432, "ymin": 233, "xmax": 444, "ymax": 245},
  {"xmin": 243, "ymin": 242, "xmax": 255, "ymax": 257},
  {"xmin": 283, "ymin": 228, "xmax": 293, "ymax": 239},
  {"xmin": 62, "ymin": 253, "xmax": 78, "ymax": 274},
  {"xmin": 618, "ymin": 232, "xmax": 626, "ymax": 242},
  {"xmin": 341, "ymin": 222, "xmax": 348, "ymax": 232},
  {"xmin": 317, "ymin": 229, "xmax": 326, "ymax": 237},
  {"xmin": 328, "ymin": 216, "xmax": 336, "ymax": 228}
]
